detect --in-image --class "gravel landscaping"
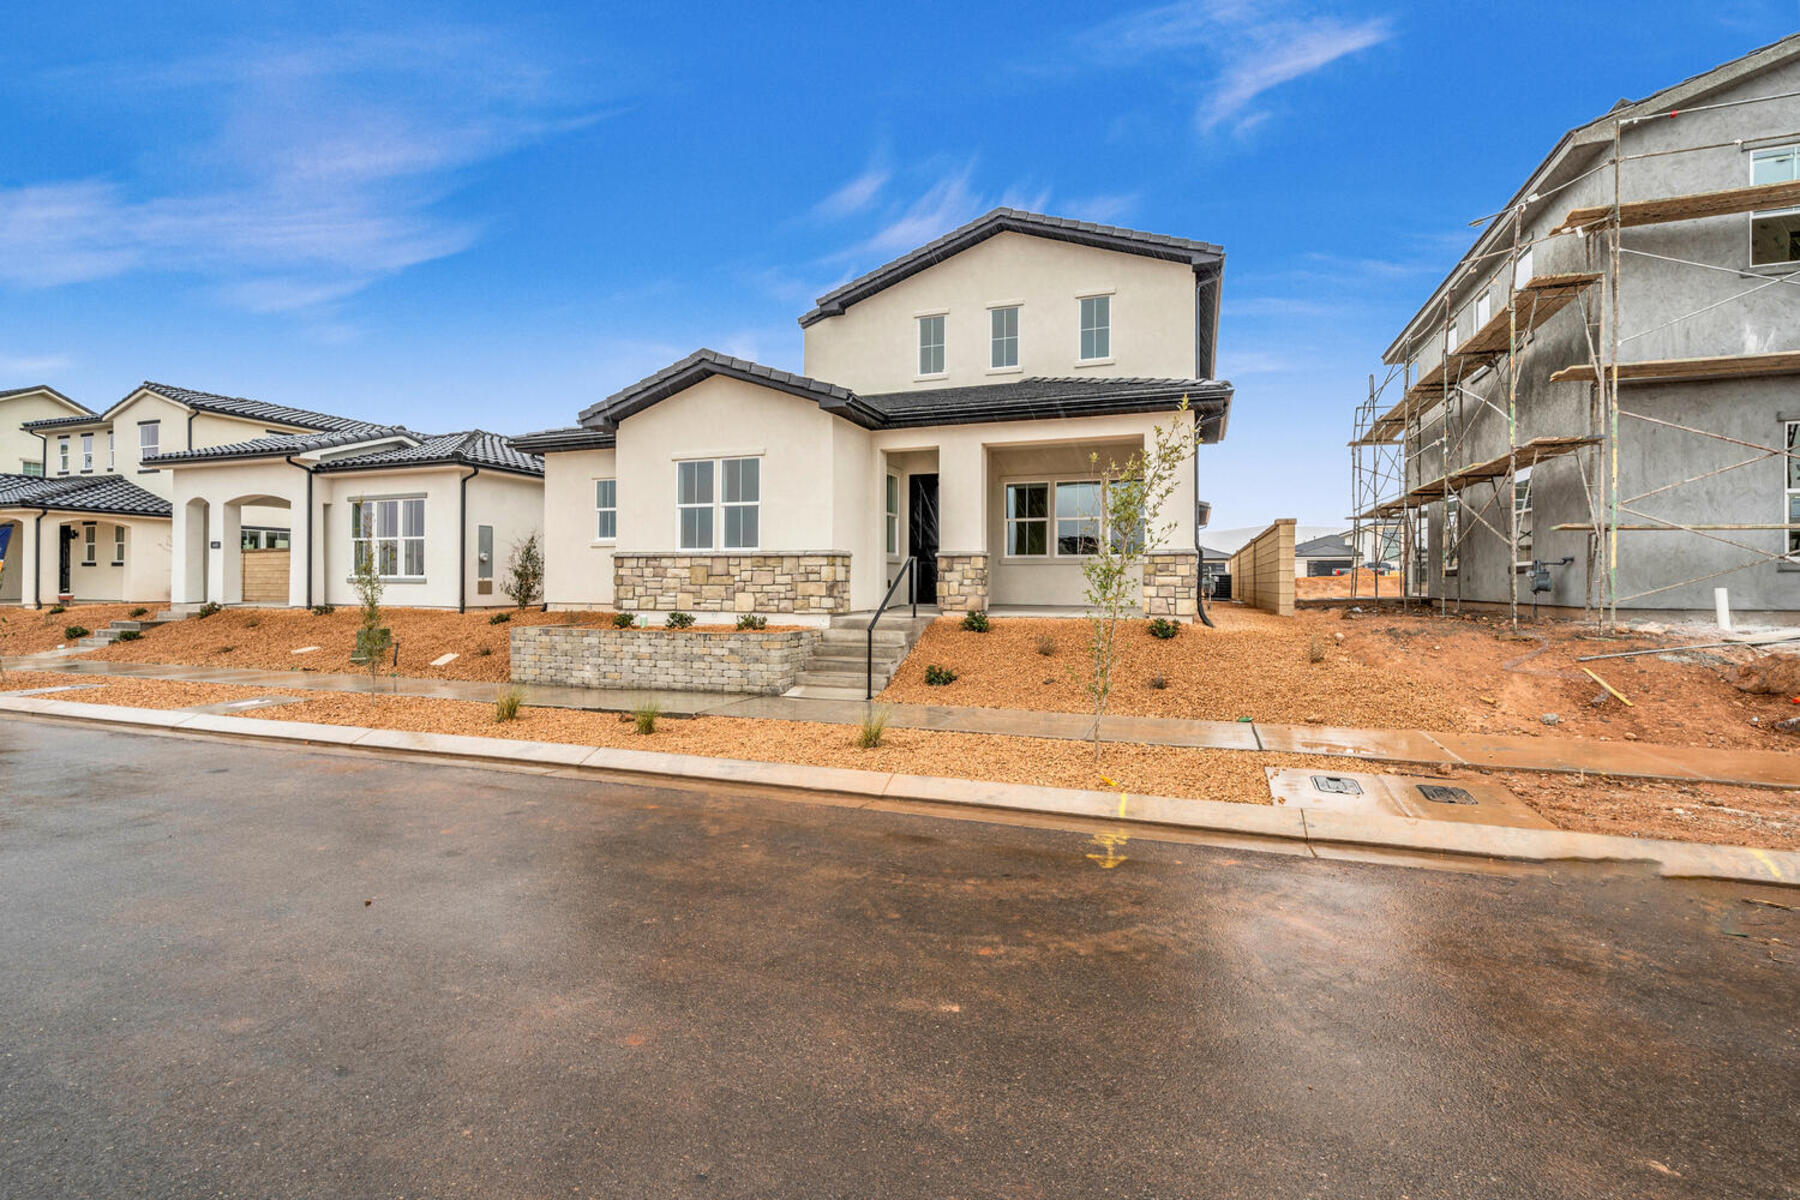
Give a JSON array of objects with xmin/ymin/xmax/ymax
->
[{"xmin": 0, "ymin": 604, "xmax": 143, "ymax": 656}]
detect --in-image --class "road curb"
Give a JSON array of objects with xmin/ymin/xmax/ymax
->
[{"xmin": 2, "ymin": 694, "xmax": 1795, "ymax": 888}]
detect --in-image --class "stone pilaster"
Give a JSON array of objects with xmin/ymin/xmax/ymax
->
[
  {"xmin": 935, "ymin": 553, "xmax": 989, "ymax": 612},
  {"xmin": 1142, "ymin": 551, "xmax": 1199, "ymax": 617}
]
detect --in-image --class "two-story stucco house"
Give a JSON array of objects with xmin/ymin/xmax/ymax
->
[{"xmin": 516, "ymin": 209, "xmax": 1233, "ymax": 623}]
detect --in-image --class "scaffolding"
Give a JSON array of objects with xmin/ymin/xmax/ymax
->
[{"xmin": 1348, "ymin": 85, "xmax": 1800, "ymax": 627}]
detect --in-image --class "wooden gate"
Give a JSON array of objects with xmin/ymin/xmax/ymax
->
[{"xmin": 241, "ymin": 549, "xmax": 290, "ymax": 604}]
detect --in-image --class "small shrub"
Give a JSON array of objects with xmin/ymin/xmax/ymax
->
[
  {"xmin": 665, "ymin": 611, "xmax": 695, "ymax": 629},
  {"xmin": 196, "ymin": 601, "xmax": 222, "ymax": 619},
  {"xmin": 1307, "ymin": 637, "xmax": 1326, "ymax": 664},
  {"xmin": 63, "ymin": 625, "xmax": 90, "ymax": 640},
  {"xmin": 310, "ymin": 604, "xmax": 334, "ymax": 616},
  {"xmin": 857, "ymin": 704, "xmax": 890, "ymax": 749},
  {"xmin": 128, "ymin": 607, "xmax": 149, "ymax": 619},
  {"xmin": 924, "ymin": 663, "xmax": 958, "ymax": 686},
  {"xmin": 961, "ymin": 609, "xmax": 991, "ymax": 633},
  {"xmin": 1147, "ymin": 617, "xmax": 1181, "ymax": 640},
  {"xmin": 633, "ymin": 702, "xmax": 661, "ymax": 735},
  {"xmin": 1149, "ymin": 673, "xmax": 1167, "ymax": 690},
  {"xmin": 736, "ymin": 613, "xmax": 767, "ymax": 631},
  {"xmin": 494, "ymin": 685, "xmax": 524, "ymax": 723},
  {"xmin": 217, "ymin": 644, "xmax": 236, "ymax": 654},
  {"xmin": 1035, "ymin": 634, "xmax": 1057, "ymax": 656},
  {"xmin": 488, "ymin": 611, "xmax": 512, "ymax": 625},
  {"xmin": 475, "ymin": 646, "xmax": 493, "ymax": 657},
  {"xmin": 115, "ymin": 629, "xmax": 141, "ymax": 643},
  {"xmin": 47, "ymin": 604, "xmax": 65, "ymax": 615},
  {"xmin": 502, "ymin": 531, "xmax": 545, "ymax": 608},
  {"xmin": 611, "ymin": 612, "xmax": 636, "ymax": 629},
  {"xmin": 243, "ymin": 617, "xmax": 260, "ymax": 629}
]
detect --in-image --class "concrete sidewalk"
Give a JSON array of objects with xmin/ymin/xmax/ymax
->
[{"xmin": 7, "ymin": 652, "xmax": 1800, "ymax": 790}]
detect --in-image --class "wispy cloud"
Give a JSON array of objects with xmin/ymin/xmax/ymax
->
[
  {"xmin": 1076, "ymin": 1, "xmax": 1392, "ymax": 135},
  {"xmin": 0, "ymin": 26, "xmax": 617, "ymax": 316},
  {"xmin": 812, "ymin": 165, "xmax": 891, "ymax": 220},
  {"xmin": 0, "ymin": 351, "xmax": 74, "ymax": 376}
]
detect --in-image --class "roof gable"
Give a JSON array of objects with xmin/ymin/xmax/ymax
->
[
  {"xmin": 146, "ymin": 427, "xmax": 415, "ymax": 466},
  {"xmin": 0, "ymin": 385, "xmax": 91, "ymax": 418},
  {"xmin": 577, "ymin": 349, "xmax": 881, "ymax": 429},
  {"xmin": 97, "ymin": 381, "xmax": 370, "ymax": 433},
  {"xmin": 800, "ymin": 208, "xmax": 1223, "ymax": 328},
  {"xmin": 0, "ymin": 472, "xmax": 171, "ymax": 518},
  {"xmin": 313, "ymin": 430, "xmax": 543, "ymax": 477}
]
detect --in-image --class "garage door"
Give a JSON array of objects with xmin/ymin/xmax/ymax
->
[{"xmin": 242, "ymin": 549, "xmax": 290, "ymax": 604}]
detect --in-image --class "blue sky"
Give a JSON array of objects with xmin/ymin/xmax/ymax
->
[{"xmin": 3, "ymin": 2, "xmax": 1795, "ymax": 527}]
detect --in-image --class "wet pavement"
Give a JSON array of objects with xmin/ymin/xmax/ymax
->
[{"xmin": 2, "ymin": 720, "xmax": 1797, "ymax": 1199}]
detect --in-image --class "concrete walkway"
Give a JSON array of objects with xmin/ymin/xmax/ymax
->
[{"xmin": 7, "ymin": 652, "xmax": 1800, "ymax": 789}]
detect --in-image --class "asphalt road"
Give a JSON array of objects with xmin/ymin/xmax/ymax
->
[{"xmin": 2, "ymin": 719, "xmax": 1796, "ymax": 1199}]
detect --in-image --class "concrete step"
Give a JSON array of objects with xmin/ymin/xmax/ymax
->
[
  {"xmin": 107, "ymin": 619, "xmax": 167, "ymax": 632},
  {"xmin": 828, "ymin": 612, "xmax": 937, "ymax": 632},
  {"xmin": 783, "ymin": 683, "xmax": 873, "ymax": 701},
  {"xmin": 792, "ymin": 669, "xmax": 891, "ymax": 690},
  {"xmin": 807, "ymin": 649, "xmax": 905, "ymax": 668},
  {"xmin": 77, "ymin": 633, "xmax": 119, "ymax": 647},
  {"xmin": 818, "ymin": 627, "xmax": 913, "ymax": 647}
]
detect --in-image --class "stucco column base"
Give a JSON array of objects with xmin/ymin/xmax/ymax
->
[{"xmin": 935, "ymin": 553, "xmax": 988, "ymax": 612}]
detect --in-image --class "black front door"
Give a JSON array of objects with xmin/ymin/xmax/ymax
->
[
  {"xmin": 908, "ymin": 474, "xmax": 939, "ymax": 603},
  {"xmin": 58, "ymin": 526, "xmax": 74, "ymax": 595}
]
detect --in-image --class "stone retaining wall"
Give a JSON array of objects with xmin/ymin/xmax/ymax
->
[
  {"xmin": 613, "ymin": 552, "xmax": 850, "ymax": 615},
  {"xmin": 1142, "ymin": 551, "xmax": 1199, "ymax": 617},
  {"xmin": 511, "ymin": 625, "xmax": 821, "ymax": 694}
]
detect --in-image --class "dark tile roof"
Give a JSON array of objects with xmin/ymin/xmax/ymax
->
[
  {"xmin": 800, "ymin": 208, "xmax": 1225, "ymax": 327},
  {"xmin": 857, "ymin": 376, "xmax": 1232, "ymax": 431},
  {"xmin": 577, "ymin": 349, "xmax": 874, "ymax": 427},
  {"xmin": 137, "ymin": 381, "xmax": 371, "ymax": 432},
  {"xmin": 20, "ymin": 412, "xmax": 110, "ymax": 432},
  {"xmin": 145, "ymin": 427, "xmax": 412, "ymax": 466},
  {"xmin": 1, "ymin": 385, "xmax": 92, "ymax": 414},
  {"xmin": 1295, "ymin": 533, "xmax": 1356, "ymax": 558},
  {"xmin": 0, "ymin": 473, "xmax": 171, "ymax": 518},
  {"xmin": 507, "ymin": 425, "xmax": 617, "ymax": 454},
  {"xmin": 314, "ymin": 431, "xmax": 543, "ymax": 477}
]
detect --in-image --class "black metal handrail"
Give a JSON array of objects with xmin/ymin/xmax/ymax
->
[{"xmin": 867, "ymin": 556, "xmax": 918, "ymax": 700}]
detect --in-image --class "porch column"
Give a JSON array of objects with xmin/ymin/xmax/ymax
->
[
  {"xmin": 17, "ymin": 514, "xmax": 43, "ymax": 608},
  {"xmin": 172, "ymin": 498, "xmax": 209, "ymax": 605},
  {"xmin": 288, "ymin": 487, "xmax": 314, "ymax": 608},
  {"xmin": 934, "ymin": 439, "xmax": 989, "ymax": 612},
  {"xmin": 1144, "ymin": 413, "xmax": 1200, "ymax": 618}
]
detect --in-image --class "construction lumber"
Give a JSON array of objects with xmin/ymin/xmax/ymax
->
[
  {"xmin": 1357, "ymin": 436, "xmax": 1600, "ymax": 518},
  {"xmin": 1552, "ymin": 178, "xmax": 1800, "ymax": 235},
  {"xmin": 1549, "ymin": 351, "xmax": 1800, "ymax": 386}
]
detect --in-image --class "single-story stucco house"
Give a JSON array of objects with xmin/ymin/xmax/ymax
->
[{"xmin": 514, "ymin": 208, "xmax": 1234, "ymax": 623}]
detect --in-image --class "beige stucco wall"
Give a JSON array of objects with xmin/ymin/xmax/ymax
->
[
  {"xmin": 0, "ymin": 511, "xmax": 170, "ymax": 606},
  {"xmin": 541, "ymin": 447, "xmax": 619, "ymax": 608},
  {"xmin": 2, "ymin": 390, "xmax": 91, "ymax": 476},
  {"xmin": 802, "ymin": 231, "xmax": 1200, "ymax": 393}
]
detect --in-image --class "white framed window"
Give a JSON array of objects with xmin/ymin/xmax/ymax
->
[
  {"xmin": 1078, "ymin": 295, "xmax": 1111, "ymax": 361},
  {"xmin": 1512, "ymin": 246, "xmax": 1535, "ymax": 290},
  {"xmin": 1751, "ymin": 146, "xmax": 1800, "ymax": 266},
  {"xmin": 139, "ymin": 421, "xmax": 160, "ymax": 463},
  {"xmin": 80, "ymin": 432, "xmax": 93, "ymax": 472},
  {"xmin": 1005, "ymin": 482, "xmax": 1049, "ymax": 556},
  {"xmin": 57, "ymin": 437, "xmax": 69, "ymax": 474},
  {"xmin": 917, "ymin": 314, "xmax": 946, "ymax": 376},
  {"xmin": 721, "ymin": 457, "xmax": 760, "ymax": 549},
  {"xmin": 351, "ymin": 496, "xmax": 426, "ymax": 579},
  {"xmin": 21, "ymin": 460, "xmax": 43, "ymax": 477},
  {"xmin": 1056, "ymin": 480, "xmax": 1103, "ymax": 555},
  {"xmin": 113, "ymin": 525, "xmax": 126, "ymax": 565},
  {"xmin": 107, "ymin": 430, "xmax": 115, "ymax": 470},
  {"xmin": 1475, "ymin": 292, "xmax": 1491, "ymax": 330},
  {"xmin": 677, "ymin": 460, "xmax": 714, "ymax": 549},
  {"xmin": 1444, "ymin": 494, "xmax": 1460, "ymax": 574},
  {"xmin": 885, "ymin": 474, "xmax": 900, "ymax": 555},
  {"xmin": 82, "ymin": 523, "xmax": 96, "ymax": 565},
  {"xmin": 1513, "ymin": 468, "xmax": 1534, "ymax": 565},
  {"xmin": 990, "ymin": 305, "xmax": 1019, "ymax": 369},
  {"xmin": 594, "ymin": 478, "xmax": 617, "ymax": 541},
  {"xmin": 1785, "ymin": 420, "xmax": 1799, "ymax": 561}
]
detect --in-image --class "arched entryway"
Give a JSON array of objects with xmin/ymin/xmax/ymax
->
[{"xmin": 225, "ymin": 494, "xmax": 292, "ymax": 605}]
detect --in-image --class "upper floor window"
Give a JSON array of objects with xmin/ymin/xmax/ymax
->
[
  {"xmin": 990, "ymin": 306, "xmax": 1019, "ymax": 369},
  {"xmin": 1751, "ymin": 146, "xmax": 1800, "ymax": 266},
  {"xmin": 1785, "ymin": 420, "xmax": 1799, "ymax": 562},
  {"xmin": 57, "ymin": 437, "xmax": 70, "ymax": 474},
  {"xmin": 139, "ymin": 421, "xmax": 160, "ymax": 463},
  {"xmin": 1079, "ymin": 295, "xmax": 1110, "ymax": 361},
  {"xmin": 917, "ymin": 314, "xmax": 946, "ymax": 376},
  {"xmin": 1513, "ymin": 246, "xmax": 1535, "ymax": 289},
  {"xmin": 21, "ymin": 460, "xmax": 43, "ymax": 477},
  {"xmin": 107, "ymin": 430, "xmax": 115, "ymax": 470},
  {"xmin": 80, "ymin": 433, "xmax": 93, "ymax": 472},
  {"xmin": 594, "ymin": 478, "xmax": 617, "ymax": 541},
  {"xmin": 352, "ymin": 496, "xmax": 426, "ymax": 579},
  {"xmin": 1475, "ymin": 293, "xmax": 1491, "ymax": 330}
]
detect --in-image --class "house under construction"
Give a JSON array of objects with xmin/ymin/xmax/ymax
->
[{"xmin": 1351, "ymin": 34, "xmax": 1800, "ymax": 623}]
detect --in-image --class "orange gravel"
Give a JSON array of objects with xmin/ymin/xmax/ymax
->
[
  {"xmin": 0, "ymin": 604, "xmax": 144, "ymax": 656},
  {"xmin": 880, "ymin": 605, "xmax": 1800, "ymax": 750}
]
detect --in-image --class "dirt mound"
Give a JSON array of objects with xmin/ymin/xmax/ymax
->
[{"xmin": 1732, "ymin": 652, "xmax": 1800, "ymax": 696}]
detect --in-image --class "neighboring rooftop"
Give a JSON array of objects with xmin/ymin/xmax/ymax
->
[
  {"xmin": 313, "ymin": 431, "xmax": 543, "ymax": 477},
  {"xmin": 0, "ymin": 472, "xmax": 172, "ymax": 518},
  {"xmin": 145, "ymin": 427, "xmax": 412, "ymax": 466},
  {"xmin": 135, "ymin": 382, "xmax": 373, "ymax": 433},
  {"xmin": 1, "ymin": 385, "xmax": 91, "ymax": 414},
  {"xmin": 507, "ymin": 425, "xmax": 617, "ymax": 454},
  {"xmin": 800, "ymin": 208, "xmax": 1225, "ymax": 327}
]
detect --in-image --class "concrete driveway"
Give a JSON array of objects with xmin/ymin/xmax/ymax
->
[{"xmin": 2, "ymin": 719, "xmax": 1796, "ymax": 1199}]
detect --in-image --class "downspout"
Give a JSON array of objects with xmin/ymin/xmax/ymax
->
[
  {"xmin": 457, "ymin": 465, "xmax": 481, "ymax": 613},
  {"xmin": 1193, "ymin": 435, "xmax": 1214, "ymax": 629},
  {"xmin": 29, "ymin": 506, "xmax": 47, "ymax": 610},
  {"xmin": 284, "ymin": 456, "xmax": 314, "ymax": 609}
]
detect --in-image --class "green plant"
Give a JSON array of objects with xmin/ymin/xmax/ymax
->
[
  {"xmin": 856, "ymin": 704, "xmax": 890, "ymax": 748},
  {"xmin": 1307, "ymin": 637, "xmax": 1326, "ymax": 664},
  {"xmin": 1147, "ymin": 617, "xmax": 1181, "ymax": 640},
  {"xmin": 217, "ymin": 644, "xmax": 236, "ymax": 654},
  {"xmin": 611, "ymin": 611, "xmax": 636, "ymax": 629},
  {"xmin": 128, "ymin": 607, "xmax": 149, "ymax": 619},
  {"xmin": 665, "ymin": 611, "xmax": 695, "ymax": 629},
  {"xmin": 47, "ymin": 604, "xmax": 66, "ymax": 615},
  {"xmin": 488, "ymin": 611, "xmax": 512, "ymax": 625},
  {"xmin": 502, "ymin": 531, "xmax": 544, "ymax": 608},
  {"xmin": 736, "ymin": 613, "xmax": 767, "ymax": 631},
  {"xmin": 310, "ymin": 604, "xmax": 334, "ymax": 616},
  {"xmin": 243, "ymin": 617, "xmax": 260, "ymax": 629},
  {"xmin": 494, "ymin": 685, "xmax": 524, "ymax": 723},
  {"xmin": 632, "ymin": 702, "xmax": 661, "ymax": 735},
  {"xmin": 351, "ymin": 550, "xmax": 391, "ymax": 696},
  {"xmin": 63, "ymin": 625, "xmax": 90, "ymax": 639},
  {"xmin": 924, "ymin": 663, "xmax": 957, "ymax": 686},
  {"xmin": 115, "ymin": 629, "xmax": 141, "ymax": 643},
  {"xmin": 961, "ymin": 609, "xmax": 991, "ymax": 633},
  {"xmin": 1149, "ymin": 672, "xmax": 1167, "ymax": 690},
  {"xmin": 196, "ymin": 601, "xmax": 222, "ymax": 619},
  {"xmin": 475, "ymin": 645, "xmax": 493, "ymax": 657},
  {"xmin": 1035, "ymin": 634, "xmax": 1057, "ymax": 656}
]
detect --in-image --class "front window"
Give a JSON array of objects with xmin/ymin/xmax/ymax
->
[
  {"xmin": 1079, "ymin": 295, "xmax": 1110, "ymax": 361},
  {"xmin": 139, "ymin": 421, "xmax": 160, "ymax": 463},
  {"xmin": 21, "ymin": 460, "xmax": 43, "ymax": 477},
  {"xmin": 1785, "ymin": 420, "xmax": 1799, "ymax": 561},
  {"xmin": 57, "ymin": 438, "xmax": 69, "ymax": 474},
  {"xmin": 113, "ymin": 525, "xmax": 126, "ymax": 565},
  {"xmin": 885, "ymin": 474, "xmax": 899, "ymax": 555},
  {"xmin": 1005, "ymin": 482, "xmax": 1048, "ymax": 556},
  {"xmin": 82, "ymin": 523, "xmax": 96, "ymax": 565},
  {"xmin": 677, "ymin": 460, "xmax": 714, "ymax": 550},
  {"xmin": 352, "ymin": 497, "xmax": 426, "ymax": 579},
  {"xmin": 990, "ymin": 306, "xmax": 1019, "ymax": 369},
  {"xmin": 721, "ymin": 457, "xmax": 759, "ymax": 549},
  {"xmin": 594, "ymin": 478, "xmax": 617, "ymax": 540},
  {"xmin": 1751, "ymin": 146, "xmax": 1800, "ymax": 266},
  {"xmin": 80, "ymin": 433, "xmax": 93, "ymax": 472},
  {"xmin": 1513, "ymin": 469, "xmax": 1534, "ymax": 565},
  {"xmin": 677, "ymin": 458, "xmax": 759, "ymax": 550},
  {"xmin": 1056, "ymin": 481, "xmax": 1103, "ymax": 555},
  {"xmin": 918, "ymin": 314, "xmax": 946, "ymax": 376}
]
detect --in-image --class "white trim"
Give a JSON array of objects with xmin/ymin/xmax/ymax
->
[
  {"xmin": 350, "ymin": 493, "xmax": 428, "ymax": 582},
  {"xmin": 911, "ymin": 306, "xmax": 950, "ymax": 318},
  {"xmin": 999, "ymin": 473, "xmax": 1110, "ymax": 562},
  {"xmin": 667, "ymin": 447, "xmax": 764, "ymax": 460},
  {"xmin": 1748, "ymin": 144, "xmax": 1800, "ymax": 269},
  {"xmin": 593, "ymin": 477, "xmax": 617, "ymax": 543},
  {"xmin": 1072, "ymin": 357, "xmax": 1116, "ymax": 369}
]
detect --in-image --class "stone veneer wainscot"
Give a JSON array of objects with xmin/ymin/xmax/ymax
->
[
  {"xmin": 512, "ymin": 625, "xmax": 822, "ymax": 694},
  {"xmin": 1141, "ymin": 550, "xmax": 1199, "ymax": 617},
  {"xmin": 612, "ymin": 551, "xmax": 850, "ymax": 614},
  {"xmin": 934, "ymin": 553, "xmax": 988, "ymax": 612}
]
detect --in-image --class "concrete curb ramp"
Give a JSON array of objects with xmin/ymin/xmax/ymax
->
[{"xmin": 2, "ymin": 694, "xmax": 1794, "ymax": 889}]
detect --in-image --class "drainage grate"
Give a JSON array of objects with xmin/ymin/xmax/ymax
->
[
  {"xmin": 1311, "ymin": 775, "xmax": 1364, "ymax": 796},
  {"xmin": 1416, "ymin": 784, "xmax": 1476, "ymax": 805}
]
